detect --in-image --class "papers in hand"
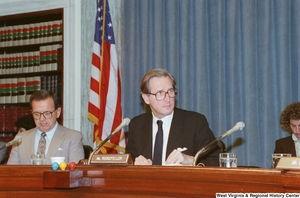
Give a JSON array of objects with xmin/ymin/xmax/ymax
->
[
  {"xmin": 162, "ymin": 147, "xmax": 188, "ymax": 166},
  {"xmin": 177, "ymin": 147, "xmax": 187, "ymax": 152}
]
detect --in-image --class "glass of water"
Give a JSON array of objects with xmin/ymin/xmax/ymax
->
[
  {"xmin": 272, "ymin": 153, "xmax": 292, "ymax": 168},
  {"xmin": 219, "ymin": 153, "xmax": 237, "ymax": 168},
  {"xmin": 31, "ymin": 154, "xmax": 46, "ymax": 165}
]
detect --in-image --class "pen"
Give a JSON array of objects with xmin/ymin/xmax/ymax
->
[{"xmin": 177, "ymin": 147, "xmax": 187, "ymax": 152}]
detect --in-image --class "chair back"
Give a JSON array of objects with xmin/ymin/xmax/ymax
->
[
  {"xmin": 83, "ymin": 145, "xmax": 93, "ymax": 159},
  {"xmin": 217, "ymin": 141, "xmax": 226, "ymax": 153}
]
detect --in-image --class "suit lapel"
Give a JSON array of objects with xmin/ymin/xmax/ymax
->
[
  {"xmin": 46, "ymin": 125, "xmax": 65, "ymax": 163},
  {"xmin": 24, "ymin": 129, "xmax": 36, "ymax": 162},
  {"xmin": 166, "ymin": 109, "xmax": 184, "ymax": 157},
  {"xmin": 141, "ymin": 114, "xmax": 153, "ymax": 159},
  {"xmin": 288, "ymin": 136, "xmax": 297, "ymax": 156}
]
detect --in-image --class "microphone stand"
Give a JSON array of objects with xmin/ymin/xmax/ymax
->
[
  {"xmin": 193, "ymin": 136, "xmax": 224, "ymax": 166},
  {"xmin": 193, "ymin": 121, "xmax": 245, "ymax": 166},
  {"xmin": 87, "ymin": 133, "xmax": 114, "ymax": 165},
  {"xmin": 87, "ymin": 118, "xmax": 130, "ymax": 165}
]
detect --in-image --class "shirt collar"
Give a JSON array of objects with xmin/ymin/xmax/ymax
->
[
  {"xmin": 292, "ymin": 134, "xmax": 299, "ymax": 142},
  {"xmin": 36, "ymin": 122, "xmax": 58, "ymax": 139},
  {"xmin": 152, "ymin": 111, "xmax": 174, "ymax": 124}
]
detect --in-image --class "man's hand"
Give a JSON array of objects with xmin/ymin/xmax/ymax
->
[
  {"xmin": 165, "ymin": 149, "xmax": 194, "ymax": 165},
  {"xmin": 134, "ymin": 155, "xmax": 152, "ymax": 165}
]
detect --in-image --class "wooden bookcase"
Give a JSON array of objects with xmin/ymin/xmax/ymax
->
[{"xmin": 0, "ymin": 9, "xmax": 64, "ymax": 142}]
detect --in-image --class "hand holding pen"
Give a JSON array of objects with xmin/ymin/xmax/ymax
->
[{"xmin": 165, "ymin": 147, "xmax": 194, "ymax": 165}]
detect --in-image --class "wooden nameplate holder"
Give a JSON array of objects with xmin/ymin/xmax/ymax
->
[
  {"xmin": 90, "ymin": 154, "xmax": 133, "ymax": 165},
  {"xmin": 276, "ymin": 157, "xmax": 300, "ymax": 170}
]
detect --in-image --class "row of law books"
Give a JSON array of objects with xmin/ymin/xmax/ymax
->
[
  {"xmin": 0, "ymin": 75, "xmax": 62, "ymax": 104},
  {"xmin": 0, "ymin": 44, "xmax": 62, "ymax": 75},
  {"xmin": 0, "ymin": 20, "xmax": 62, "ymax": 47},
  {"xmin": 0, "ymin": 106, "xmax": 31, "ymax": 132}
]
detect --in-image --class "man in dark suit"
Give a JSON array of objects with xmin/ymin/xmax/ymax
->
[
  {"xmin": 126, "ymin": 68, "xmax": 219, "ymax": 166},
  {"xmin": 7, "ymin": 89, "xmax": 84, "ymax": 164},
  {"xmin": 274, "ymin": 101, "xmax": 300, "ymax": 156}
]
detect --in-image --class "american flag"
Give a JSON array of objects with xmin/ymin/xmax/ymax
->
[{"xmin": 88, "ymin": 0, "xmax": 125, "ymax": 154}]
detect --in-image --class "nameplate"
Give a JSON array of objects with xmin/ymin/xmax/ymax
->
[
  {"xmin": 276, "ymin": 157, "xmax": 300, "ymax": 170},
  {"xmin": 90, "ymin": 154, "xmax": 133, "ymax": 165}
]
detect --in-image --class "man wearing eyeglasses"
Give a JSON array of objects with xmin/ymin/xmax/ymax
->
[
  {"xmin": 7, "ymin": 89, "xmax": 84, "ymax": 164},
  {"xmin": 126, "ymin": 68, "xmax": 220, "ymax": 166}
]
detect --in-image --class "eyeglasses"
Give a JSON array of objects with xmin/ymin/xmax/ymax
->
[
  {"xmin": 148, "ymin": 88, "xmax": 177, "ymax": 101},
  {"xmin": 32, "ymin": 109, "xmax": 57, "ymax": 119}
]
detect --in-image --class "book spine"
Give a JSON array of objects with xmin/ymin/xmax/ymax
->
[
  {"xmin": 33, "ymin": 51, "xmax": 40, "ymax": 72},
  {"xmin": 40, "ymin": 22, "xmax": 47, "ymax": 43},
  {"xmin": 11, "ymin": 78, "xmax": 18, "ymax": 103},
  {"xmin": 17, "ymin": 53, "xmax": 22, "ymax": 74},
  {"xmin": 0, "ymin": 54, "xmax": 2, "ymax": 75},
  {"xmin": 46, "ymin": 76, "xmax": 51, "ymax": 92},
  {"xmin": 7, "ymin": 54, "xmax": 11, "ymax": 74},
  {"xmin": 29, "ymin": 23, "xmax": 35, "ymax": 45},
  {"xmin": 32, "ymin": 76, "xmax": 41, "ymax": 92},
  {"xmin": 25, "ymin": 77, "xmax": 33, "ymax": 102},
  {"xmin": 0, "ymin": 107, "xmax": 5, "ymax": 132},
  {"xmin": 0, "ymin": 79, "xmax": 5, "ymax": 104},
  {"xmin": 11, "ymin": 53, "xmax": 16, "ymax": 74},
  {"xmin": 22, "ymin": 52, "xmax": 29, "ymax": 73},
  {"xmin": 40, "ymin": 76, "xmax": 46, "ymax": 90},
  {"xmin": 0, "ymin": 26, "xmax": 4, "ymax": 47},
  {"xmin": 34, "ymin": 22, "xmax": 40, "ymax": 44},
  {"xmin": 46, "ymin": 21, "xmax": 53, "ymax": 43},
  {"xmin": 17, "ymin": 77, "xmax": 26, "ymax": 103},
  {"xmin": 12, "ymin": 25, "xmax": 19, "ymax": 46},
  {"xmin": 18, "ymin": 25, "xmax": 24, "ymax": 46},
  {"xmin": 7, "ymin": 26, "xmax": 13, "ymax": 47},
  {"xmin": 39, "ymin": 46, "xmax": 47, "ymax": 71},
  {"xmin": 4, "ymin": 78, "xmax": 11, "ymax": 104},
  {"xmin": 23, "ymin": 24, "xmax": 29, "ymax": 45},
  {"xmin": 3, "ymin": 54, "xmax": 8, "ymax": 74},
  {"xmin": 46, "ymin": 45, "xmax": 52, "ymax": 71},
  {"xmin": 28, "ymin": 51, "xmax": 34, "ymax": 73},
  {"xmin": 57, "ymin": 75, "xmax": 62, "ymax": 100}
]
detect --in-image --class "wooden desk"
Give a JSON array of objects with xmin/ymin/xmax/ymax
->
[{"xmin": 0, "ymin": 165, "xmax": 300, "ymax": 197}]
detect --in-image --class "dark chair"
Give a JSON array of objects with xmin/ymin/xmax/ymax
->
[
  {"xmin": 0, "ymin": 142, "xmax": 8, "ymax": 164},
  {"xmin": 217, "ymin": 141, "xmax": 226, "ymax": 153},
  {"xmin": 83, "ymin": 145, "xmax": 93, "ymax": 159}
]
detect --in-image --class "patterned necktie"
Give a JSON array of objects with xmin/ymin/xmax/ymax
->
[
  {"xmin": 153, "ymin": 120, "xmax": 163, "ymax": 165},
  {"xmin": 37, "ymin": 132, "xmax": 46, "ymax": 155}
]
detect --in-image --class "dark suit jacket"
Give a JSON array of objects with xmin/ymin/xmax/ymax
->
[
  {"xmin": 274, "ymin": 136, "xmax": 296, "ymax": 156},
  {"xmin": 126, "ymin": 108, "xmax": 220, "ymax": 166}
]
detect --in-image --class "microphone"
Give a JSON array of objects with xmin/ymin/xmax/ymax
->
[
  {"xmin": 6, "ymin": 135, "xmax": 22, "ymax": 147},
  {"xmin": 217, "ymin": 121, "xmax": 245, "ymax": 141},
  {"xmin": 193, "ymin": 121, "xmax": 245, "ymax": 166},
  {"xmin": 87, "ymin": 118, "xmax": 130, "ymax": 165},
  {"xmin": 103, "ymin": 118, "xmax": 131, "ymax": 141}
]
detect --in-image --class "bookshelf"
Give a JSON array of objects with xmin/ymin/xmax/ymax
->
[{"xmin": 0, "ymin": 9, "xmax": 64, "ymax": 141}]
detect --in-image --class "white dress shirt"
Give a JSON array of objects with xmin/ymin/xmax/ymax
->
[{"xmin": 152, "ymin": 111, "xmax": 174, "ymax": 165}]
